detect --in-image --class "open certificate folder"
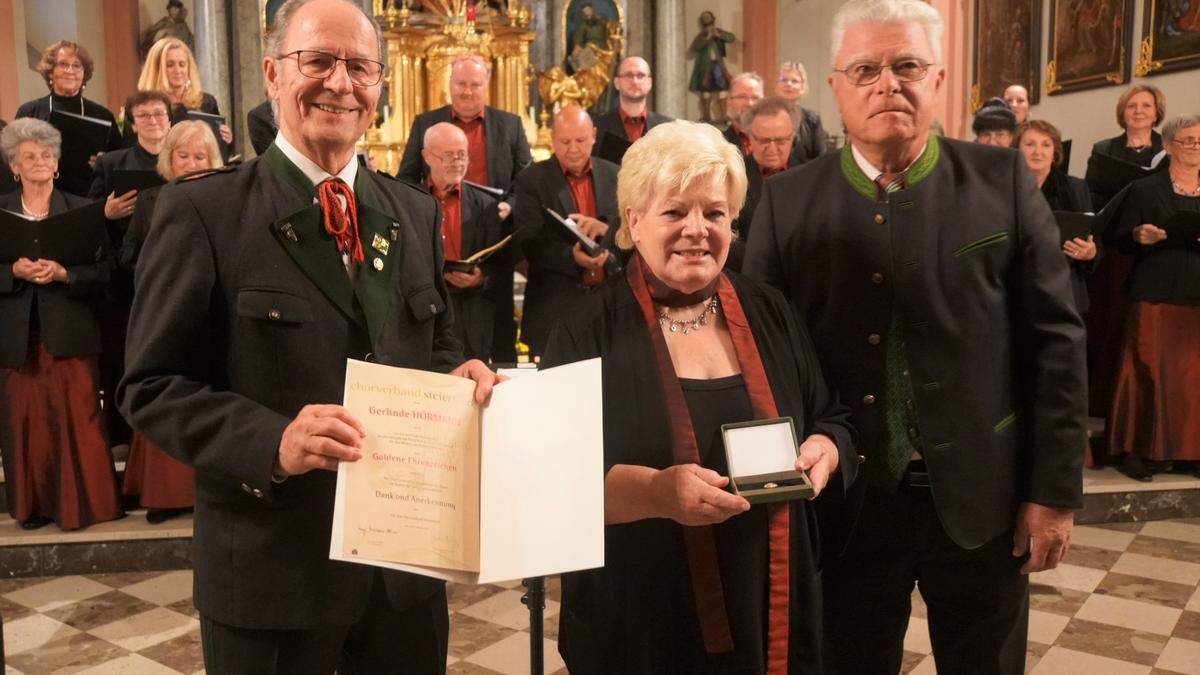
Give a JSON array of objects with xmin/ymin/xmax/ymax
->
[{"xmin": 331, "ymin": 358, "xmax": 604, "ymax": 584}]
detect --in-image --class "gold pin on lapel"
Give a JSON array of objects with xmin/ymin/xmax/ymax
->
[
  {"xmin": 373, "ymin": 257, "xmax": 384, "ymax": 271},
  {"xmin": 371, "ymin": 233, "xmax": 390, "ymax": 255}
]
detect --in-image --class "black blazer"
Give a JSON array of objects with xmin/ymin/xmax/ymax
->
[
  {"xmin": 246, "ymin": 101, "xmax": 277, "ymax": 156},
  {"xmin": 722, "ymin": 123, "xmax": 748, "ymax": 155},
  {"xmin": 794, "ymin": 107, "xmax": 828, "ymax": 162},
  {"xmin": 727, "ymin": 155, "xmax": 802, "ymax": 274},
  {"xmin": 591, "ymin": 109, "xmax": 673, "ymax": 159},
  {"xmin": 1107, "ymin": 171, "xmax": 1200, "ymax": 305},
  {"xmin": 745, "ymin": 137, "xmax": 1087, "ymax": 552},
  {"xmin": 396, "ymin": 105, "xmax": 532, "ymax": 193},
  {"xmin": 447, "ymin": 183, "xmax": 509, "ymax": 361},
  {"xmin": 512, "ymin": 156, "xmax": 620, "ymax": 356},
  {"xmin": 0, "ymin": 189, "xmax": 109, "ymax": 367},
  {"xmin": 118, "ymin": 145, "xmax": 463, "ymax": 629}
]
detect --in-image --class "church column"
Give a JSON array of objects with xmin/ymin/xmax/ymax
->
[
  {"xmin": 101, "ymin": 0, "xmax": 140, "ymax": 115},
  {"xmin": 742, "ymin": 0, "xmax": 777, "ymax": 81},
  {"xmin": 929, "ymin": 0, "xmax": 969, "ymax": 139},
  {"xmin": 230, "ymin": 0, "xmax": 267, "ymax": 158},
  {"xmin": 654, "ymin": 0, "xmax": 686, "ymax": 118},
  {"xmin": 0, "ymin": 0, "xmax": 18, "ymax": 119},
  {"xmin": 193, "ymin": 0, "xmax": 232, "ymax": 130}
]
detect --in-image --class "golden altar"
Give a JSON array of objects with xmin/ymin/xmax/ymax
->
[{"xmin": 362, "ymin": 1, "xmax": 539, "ymax": 173}]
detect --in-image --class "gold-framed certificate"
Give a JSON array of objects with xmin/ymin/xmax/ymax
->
[{"xmin": 330, "ymin": 358, "xmax": 604, "ymax": 584}]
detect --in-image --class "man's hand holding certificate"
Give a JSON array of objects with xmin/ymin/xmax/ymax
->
[{"xmin": 331, "ymin": 358, "xmax": 604, "ymax": 584}]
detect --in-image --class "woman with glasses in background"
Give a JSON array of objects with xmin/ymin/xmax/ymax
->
[
  {"xmin": 15, "ymin": 41, "xmax": 124, "ymax": 196},
  {"xmin": 773, "ymin": 61, "xmax": 828, "ymax": 162}
]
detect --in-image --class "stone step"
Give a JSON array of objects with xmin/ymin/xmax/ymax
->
[{"xmin": 1, "ymin": 467, "xmax": 1196, "ymax": 579}]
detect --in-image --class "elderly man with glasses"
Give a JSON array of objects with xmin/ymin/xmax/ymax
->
[
  {"xmin": 745, "ymin": 0, "xmax": 1086, "ymax": 671},
  {"xmin": 119, "ymin": 1, "xmax": 500, "ymax": 672}
]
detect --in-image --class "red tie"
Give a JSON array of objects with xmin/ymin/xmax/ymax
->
[{"xmin": 318, "ymin": 178, "xmax": 363, "ymax": 264}]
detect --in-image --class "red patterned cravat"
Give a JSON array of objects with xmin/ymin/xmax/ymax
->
[{"xmin": 318, "ymin": 178, "xmax": 364, "ymax": 264}]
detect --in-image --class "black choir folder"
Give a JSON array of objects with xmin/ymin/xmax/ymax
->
[
  {"xmin": 721, "ymin": 417, "xmax": 813, "ymax": 504},
  {"xmin": 48, "ymin": 109, "xmax": 112, "ymax": 179},
  {"xmin": 1052, "ymin": 183, "xmax": 1132, "ymax": 245},
  {"xmin": 0, "ymin": 201, "xmax": 107, "ymax": 266},
  {"xmin": 443, "ymin": 234, "xmax": 513, "ymax": 274},
  {"xmin": 111, "ymin": 170, "xmax": 164, "ymax": 196},
  {"xmin": 545, "ymin": 207, "xmax": 603, "ymax": 256},
  {"xmin": 1086, "ymin": 150, "xmax": 1168, "ymax": 196}
]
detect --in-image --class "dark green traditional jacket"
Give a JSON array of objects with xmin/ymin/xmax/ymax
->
[
  {"xmin": 119, "ymin": 144, "xmax": 463, "ymax": 630},
  {"xmin": 745, "ymin": 135, "xmax": 1087, "ymax": 553}
]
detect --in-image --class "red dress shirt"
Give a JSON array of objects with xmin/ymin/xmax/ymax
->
[
  {"xmin": 452, "ymin": 111, "xmax": 489, "ymax": 187},
  {"xmin": 619, "ymin": 108, "xmax": 647, "ymax": 143},
  {"xmin": 431, "ymin": 181, "xmax": 463, "ymax": 262}
]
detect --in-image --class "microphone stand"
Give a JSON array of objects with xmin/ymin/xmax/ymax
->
[{"xmin": 521, "ymin": 576, "xmax": 546, "ymax": 675}]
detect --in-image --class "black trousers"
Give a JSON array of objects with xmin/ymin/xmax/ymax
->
[
  {"xmin": 200, "ymin": 573, "xmax": 448, "ymax": 675},
  {"xmin": 822, "ymin": 482, "xmax": 1029, "ymax": 675}
]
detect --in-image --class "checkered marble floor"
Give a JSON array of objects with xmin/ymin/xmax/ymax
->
[{"xmin": 3, "ymin": 518, "xmax": 1199, "ymax": 674}]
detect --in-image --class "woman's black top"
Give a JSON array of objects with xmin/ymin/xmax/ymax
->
[
  {"xmin": 1108, "ymin": 171, "xmax": 1200, "ymax": 305},
  {"xmin": 1085, "ymin": 131, "xmax": 1165, "ymax": 209},
  {"xmin": 1042, "ymin": 171, "xmax": 1096, "ymax": 313},
  {"xmin": 540, "ymin": 271, "xmax": 857, "ymax": 675},
  {"xmin": 14, "ymin": 93, "xmax": 124, "ymax": 197}
]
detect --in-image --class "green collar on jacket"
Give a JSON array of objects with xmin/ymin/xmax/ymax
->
[{"xmin": 839, "ymin": 133, "xmax": 941, "ymax": 202}]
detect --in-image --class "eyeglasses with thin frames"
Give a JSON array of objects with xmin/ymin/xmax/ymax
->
[
  {"xmin": 55, "ymin": 61, "xmax": 84, "ymax": 72},
  {"xmin": 833, "ymin": 58, "xmax": 935, "ymax": 87},
  {"xmin": 430, "ymin": 150, "xmax": 469, "ymax": 163},
  {"xmin": 278, "ymin": 50, "xmax": 385, "ymax": 87},
  {"xmin": 1172, "ymin": 138, "xmax": 1200, "ymax": 150}
]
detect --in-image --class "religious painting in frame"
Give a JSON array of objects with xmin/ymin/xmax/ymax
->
[
  {"xmin": 1046, "ymin": 0, "xmax": 1135, "ymax": 95},
  {"xmin": 1134, "ymin": 0, "xmax": 1200, "ymax": 77},
  {"xmin": 971, "ymin": 0, "xmax": 1042, "ymax": 112}
]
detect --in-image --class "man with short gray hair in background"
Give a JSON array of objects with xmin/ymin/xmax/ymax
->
[
  {"xmin": 745, "ymin": 0, "xmax": 1086, "ymax": 671},
  {"xmin": 722, "ymin": 71, "xmax": 765, "ymax": 155}
]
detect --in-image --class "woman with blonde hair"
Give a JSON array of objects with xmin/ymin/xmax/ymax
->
[
  {"xmin": 773, "ymin": 61, "xmax": 827, "ymax": 162},
  {"xmin": 541, "ymin": 120, "xmax": 855, "ymax": 672},
  {"xmin": 136, "ymin": 37, "xmax": 233, "ymax": 147},
  {"xmin": 118, "ymin": 120, "xmax": 222, "ymax": 522}
]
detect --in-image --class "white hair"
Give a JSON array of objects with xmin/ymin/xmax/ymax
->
[
  {"xmin": 730, "ymin": 72, "xmax": 764, "ymax": 90},
  {"xmin": 830, "ymin": 0, "xmax": 944, "ymax": 65}
]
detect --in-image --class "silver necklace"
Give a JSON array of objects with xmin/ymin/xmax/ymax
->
[
  {"xmin": 657, "ymin": 295, "xmax": 720, "ymax": 335},
  {"xmin": 1171, "ymin": 180, "xmax": 1200, "ymax": 196}
]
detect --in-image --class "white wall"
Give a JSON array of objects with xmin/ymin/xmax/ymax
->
[
  {"xmin": 15, "ymin": 0, "xmax": 109, "ymax": 106},
  {"xmin": 1014, "ymin": 1, "xmax": 1200, "ymax": 178},
  {"xmin": 777, "ymin": 0, "xmax": 843, "ymax": 141},
  {"xmin": 681, "ymin": 0, "xmax": 745, "ymax": 121}
]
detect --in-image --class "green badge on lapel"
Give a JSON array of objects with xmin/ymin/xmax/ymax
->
[{"xmin": 371, "ymin": 233, "xmax": 390, "ymax": 256}]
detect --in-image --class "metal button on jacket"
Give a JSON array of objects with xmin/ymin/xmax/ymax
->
[
  {"xmin": 862, "ymin": 394, "xmax": 876, "ymax": 405},
  {"xmin": 874, "ymin": 214, "xmax": 886, "ymax": 224},
  {"xmin": 268, "ymin": 309, "xmax": 281, "ymax": 321},
  {"xmin": 867, "ymin": 333, "xmax": 881, "ymax": 345},
  {"xmin": 871, "ymin": 272, "xmax": 884, "ymax": 284}
]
